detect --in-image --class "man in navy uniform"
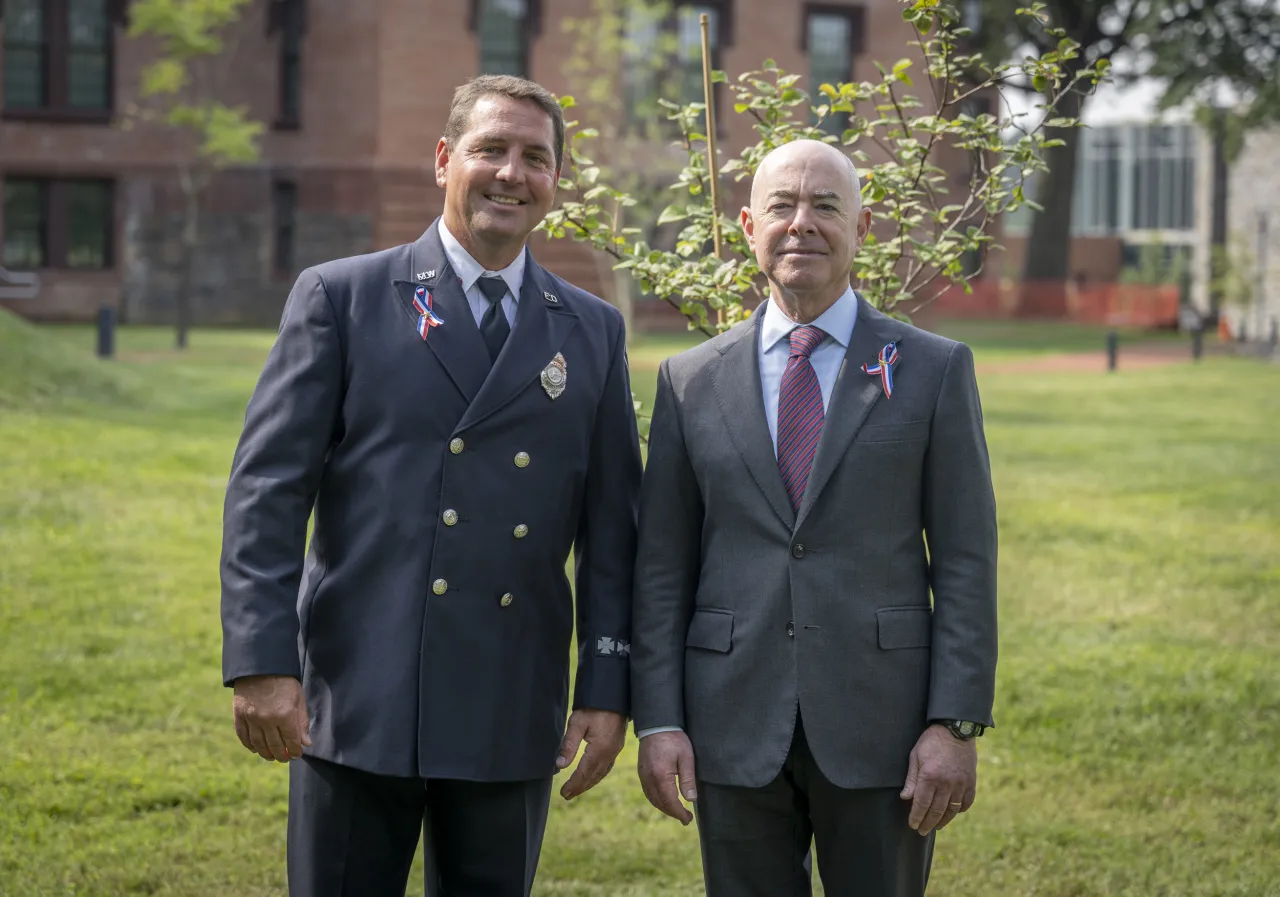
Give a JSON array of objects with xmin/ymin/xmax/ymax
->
[{"xmin": 219, "ymin": 75, "xmax": 642, "ymax": 896}]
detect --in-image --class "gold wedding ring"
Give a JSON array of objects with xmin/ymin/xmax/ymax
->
[{"xmin": 949, "ymin": 802, "xmax": 963, "ymax": 807}]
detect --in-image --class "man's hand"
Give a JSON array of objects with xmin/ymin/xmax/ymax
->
[
  {"xmin": 232, "ymin": 675, "xmax": 311, "ymax": 763},
  {"xmin": 556, "ymin": 709, "xmax": 626, "ymax": 800},
  {"xmin": 900, "ymin": 724, "xmax": 978, "ymax": 835},
  {"xmin": 637, "ymin": 730, "xmax": 697, "ymax": 825}
]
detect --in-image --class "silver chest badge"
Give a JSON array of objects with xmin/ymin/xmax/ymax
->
[{"xmin": 541, "ymin": 352, "xmax": 567, "ymax": 399}]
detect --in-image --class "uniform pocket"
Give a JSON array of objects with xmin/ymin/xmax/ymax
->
[
  {"xmin": 685, "ymin": 608, "xmax": 734, "ymax": 652},
  {"xmin": 876, "ymin": 606, "xmax": 932, "ymax": 649}
]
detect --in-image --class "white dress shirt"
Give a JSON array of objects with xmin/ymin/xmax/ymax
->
[
  {"xmin": 757, "ymin": 286, "xmax": 859, "ymax": 454},
  {"xmin": 635, "ymin": 286, "xmax": 859, "ymax": 739},
  {"xmin": 438, "ymin": 220, "xmax": 525, "ymax": 327}
]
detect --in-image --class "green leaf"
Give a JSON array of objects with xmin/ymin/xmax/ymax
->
[
  {"xmin": 559, "ymin": 95, "xmax": 577, "ymax": 109},
  {"xmin": 657, "ymin": 204, "xmax": 688, "ymax": 225},
  {"xmin": 139, "ymin": 58, "xmax": 186, "ymax": 96}
]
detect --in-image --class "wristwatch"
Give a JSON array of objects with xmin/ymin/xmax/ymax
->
[{"xmin": 935, "ymin": 719, "xmax": 985, "ymax": 740}]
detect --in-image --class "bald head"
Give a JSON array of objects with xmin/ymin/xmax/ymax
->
[
  {"xmin": 750, "ymin": 139, "xmax": 862, "ymax": 211},
  {"xmin": 740, "ymin": 138, "xmax": 872, "ymax": 320}
]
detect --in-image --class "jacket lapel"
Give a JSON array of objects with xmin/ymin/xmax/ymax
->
[
  {"xmin": 391, "ymin": 220, "xmax": 489, "ymax": 404},
  {"xmin": 455, "ymin": 260, "xmax": 579, "ymax": 432},
  {"xmin": 794, "ymin": 296, "xmax": 897, "ymax": 530},
  {"xmin": 712, "ymin": 308, "xmax": 796, "ymax": 531}
]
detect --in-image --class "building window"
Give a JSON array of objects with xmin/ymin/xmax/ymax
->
[
  {"xmin": 805, "ymin": 7, "xmax": 861, "ymax": 136},
  {"xmin": 279, "ymin": 0, "xmax": 303, "ymax": 126},
  {"xmin": 1069, "ymin": 123, "xmax": 1196, "ymax": 236},
  {"xmin": 675, "ymin": 4, "xmax": 720, "ymax": 109},
  {"xmin": 2, "ymin": 180, "xmax": 47, "ymax": 268},
  {"xmin": 476, "ymin": 0, "xmax": 530, "ymax": 76},
  {"xmin": 268, "ymin": 0, "xmax": 306, "ymax": 128},
  {"xmin": 3, "ymin": 0, "xmax": 114, "ymax": 118},
  {"xmin": 273, "ymin": 180, "xmax": 297, "ymax": 276},
  {"xmin": 2, "ymin": 177, "xmax": 113, "ymax": 269},
  {"xmin": 624, "ymin": 1, "xmax": 732, "ymax": 131}
]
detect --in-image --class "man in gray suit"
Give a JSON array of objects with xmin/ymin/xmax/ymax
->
[
  {"xmin": 631, "ymin": 139, "xmax": 998, "ymax": 896},
  {"xmin": 220, "ymin": 75, "xmax": 642, "ymax": 896}
]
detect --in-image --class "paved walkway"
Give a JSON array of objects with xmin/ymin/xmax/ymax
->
[{"xmin": 977, "ymin": 343, "xmax": 1194, "ymax": 374}]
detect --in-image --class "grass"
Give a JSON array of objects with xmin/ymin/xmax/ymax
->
[{"xmin": 1, "ymin": 313, "xmax": 1278, "ymax": 895}]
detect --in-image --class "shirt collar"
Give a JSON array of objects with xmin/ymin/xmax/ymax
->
[
  {"xmin": 760, "ymin": 285, "xmax": 858, "ymax": 353},
  {"xmin": 438, "ymin": 219, "xmax": 526, "ymax": 301}
]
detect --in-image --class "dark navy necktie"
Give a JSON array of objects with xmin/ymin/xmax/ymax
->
[
  {"xmin": 477, "ymin": 276, "xmax": 510, "ymax": 364},
  {"xmin": 776, "ymin": 324, "xmax": 827, "ymax": 513}
]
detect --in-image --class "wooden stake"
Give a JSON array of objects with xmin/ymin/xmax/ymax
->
[{"xmin": 700, "ymin": 12, "xmax": 723, "ymax": 324}]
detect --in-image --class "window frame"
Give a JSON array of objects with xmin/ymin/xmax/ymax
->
[
  {"xmin": 1, "ymin": 0, "xmax": 122, "ymax": 124},
  {"xmin": 1, "ymin": 174, "xmax": 115, "ymax": 271}
]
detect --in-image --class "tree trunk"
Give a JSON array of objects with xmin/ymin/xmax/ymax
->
[
  {"xmin": 1021, "ymin": 86, "xmax": 1085, "ymax": 281},
  {"xmin": 1208, "ymin": 106, "xmax": 1230, "ymax": 323},
  {"xmin": 175, "ymin": 183, "xmax": 200, "ymax": 350}
]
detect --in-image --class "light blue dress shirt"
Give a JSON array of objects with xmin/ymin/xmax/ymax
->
[
  {"xmin": 438, "ymin": 221, "xmax": 524, "ymax": 327},
  {"xmin": 635, "ymin": 286, "xmax": 859, "ymax": 740}
]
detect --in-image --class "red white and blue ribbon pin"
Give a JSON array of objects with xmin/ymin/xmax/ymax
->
[
  {"xmin": 861, "ymin": 341, "xmax": 900, "ymax": 399},
  {"xmin": 412, "ymin": 285, "xmax": 444, "ymax": 340}
]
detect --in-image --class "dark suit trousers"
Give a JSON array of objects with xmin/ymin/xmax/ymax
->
[
  {"xmin": 694, "ymin": 714, "xmax": 934, "ymax": 897},
  {"xmin": 287, "ymin": 756, "xmax": 553, "ymax": 897}
]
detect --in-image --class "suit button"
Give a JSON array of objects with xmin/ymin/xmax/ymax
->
[
  {"xmin": 442, "ymin": 509, "xmax": 458, "ymax": 526},
  {"xmin": 513, "ymin": 524, "xmax": 528, "ymax": 539},
  {"xmin": 500, "ymin": 592, "xmax": 514, "ymax": 607},
  {"xmin": 786, "ymin": 621, "xmax": 795, "ymax": 637},
  {"xmin": 792, "ymin": 543, "xmax": 805, "ymax": 558},
  {"xmin": 514, "ymin": 451, "xmax": 530, "ymax": 468},
  {"xmin": 450, "ymin": 438, "xmax": 464, "ymax": 454},
  {"xmin": 432, "ymin": 579, "xmax": 448, "ymax": 595}
]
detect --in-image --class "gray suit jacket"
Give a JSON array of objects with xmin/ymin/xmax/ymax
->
[
  {"xmin": 220, "ymin": 219, "xmax": 642, "ymax": 781},
  {"xmin": 631, "ymin": 297, "xmax": 997, "ymax": 790}
]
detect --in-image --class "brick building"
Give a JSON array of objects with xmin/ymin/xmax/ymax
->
[{"xmin": 1, "ymin": 0, "xmax": 956, "ymax": 326}]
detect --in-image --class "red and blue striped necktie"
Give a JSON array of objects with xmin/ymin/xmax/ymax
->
[{"xmin": 777, "ymin": 324, "xmax": 827, "ymax": 513}]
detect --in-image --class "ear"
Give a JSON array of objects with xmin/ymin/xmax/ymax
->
[
  {"xmin": 740, "ymin": 207, "xmax": 757, "ymax": 252},
  {"xmin": 435, "ymin": 138, "xmax": 451, "ymax": 189},
  {"xmin": 855, "ymin": 207, "xmax": 872, "ymax": 246}
]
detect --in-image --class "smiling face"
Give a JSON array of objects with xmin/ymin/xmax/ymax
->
[
  {"xmin": 435, "ymin": 93, "xmax": 560, "ymax": 269},
  {"xmin": 741, "ymin": 140, "xmax": 871, "ymax": 320}
]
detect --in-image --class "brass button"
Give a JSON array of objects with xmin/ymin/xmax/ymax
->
[
  {"xmin": 500, "ymin": 592, "xmax": 514, "ymax": 607},
  {"xmin": 514, "ymin": 451, "xmax": 530, "ymax": 468},
  {"xmin": 449, "ymin": 438, "xmax": 464, "ymax": 455},
  {"xmin": 442, "ymin": 509, "xmax": 458, "ymax": 526},
  {"xmin": 432, "ymin": 579, "xmax": 448, "ymax": 595},
  {"xmin": 513, "ymin": 524, "xmax": 528, "ymax": 539}
]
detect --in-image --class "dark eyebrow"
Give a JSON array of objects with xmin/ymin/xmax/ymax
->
[
  {"xmin": 470, "ymin": 132, "xmax": 553, "ymax": 156},
  {"xmin": 812, "ymin": 189, "xmax": 844, "ymax": 202}
]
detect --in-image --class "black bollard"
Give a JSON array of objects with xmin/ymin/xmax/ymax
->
[
  {"xmin": 97, "ymin": 305, "xmax": 115, "ymax": 359},
  {"xmin": 1192, "ymin": 325, "xmax": 1204, "ymax": 361},
  {"xmin": 1106, "ymin": 330, "xmax": 1118, "ymax": 372}
]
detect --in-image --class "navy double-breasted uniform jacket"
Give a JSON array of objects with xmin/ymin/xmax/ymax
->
[{"xmin": 219, "ymin": 218, "xmax": 642, "ymax": 780}]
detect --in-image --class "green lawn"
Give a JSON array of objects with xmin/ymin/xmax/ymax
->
[{"xmin": 1, "ymin": 315, "xmax": 1278, "ymax": 895}]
